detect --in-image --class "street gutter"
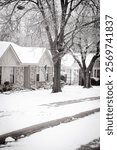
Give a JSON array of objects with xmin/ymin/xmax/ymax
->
[{"xmin": 0, "ymin": 108, "xmax": 100, "ymax": 145}]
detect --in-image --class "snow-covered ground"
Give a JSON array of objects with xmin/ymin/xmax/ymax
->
[
  {"xmin": 0, "ymin": 85, "xmax": 100, "ymax": 149},
  {"xmin": 0, "ymin": 113, "xmax": 100, "ymax": 150},
  {"xmin": 0, "ymin": 85, "xmax": 99, "ymax": 111},
  {"xmin": 0, "ymin": 99, "xmax": 99, "ymax": 135},
  {"xmin": 0, "ymin": 86, "xmax": 99, "ymax": 134}
]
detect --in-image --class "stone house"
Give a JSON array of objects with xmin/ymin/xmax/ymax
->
[
  {"xmin": 61, "ymin": 53, "xmax": 100, "ymax": 85},
  {"xmin": 0, "ymin": 41, "xmax": 53, "ymax": 89}
]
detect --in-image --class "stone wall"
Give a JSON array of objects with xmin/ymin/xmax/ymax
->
[
  {"xmin": 14, "ymin": 67, "xmax": 24, "ymax": 88},
  {"xmin": 29, "ymin": 66, "xmax": 36, "ymax": 88},
  {"xmin": 14, "ymin": 66, "xmax": 53, "ymax": 89}
]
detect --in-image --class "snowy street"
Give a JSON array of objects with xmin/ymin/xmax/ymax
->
[
  {"xmin": 0, "ymin": 113, "xmax": 100, "ymax": 150},
  {"xmin": 0, "ymin": 85, "xmax": 100, "ymax": 149}
]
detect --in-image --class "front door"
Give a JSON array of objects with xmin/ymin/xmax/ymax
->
[{"xmin": 24, "ymin": 67, "xmax": 30, "ymax": 88}]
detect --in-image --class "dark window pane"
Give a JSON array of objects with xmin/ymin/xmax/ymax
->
[
  {"xmin": 47, "ymin": 73, "xmax": 48, "ymax": 81},
  {"xmin": 94, "ymin": 69, "xmax": 97, "ymax": 77},
  {"xmin": 97, "ymin": 69, "xmax": 100, "ymax": 78},
  {"xmin": 36, "ymin": 74, "xmax": 39, "ymax": 81}
]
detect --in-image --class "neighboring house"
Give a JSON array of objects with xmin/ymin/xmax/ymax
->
[
  {"xmin": 92, "ymin": 58, "xmax": 100, "ymax": 79},
  {"xmin": 0, "ymin": 41, "xmax": 53, "ymax": 89},
  {"xmin": 61, "ymin": 54, "xmax": 80, "ymax": 85},
  {"xmin": 61, "ymin": 53, "xmax": 100, "ymax": 85}
]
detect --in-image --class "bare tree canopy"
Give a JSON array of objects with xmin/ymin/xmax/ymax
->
[{"xmin": 0, "ymin": 0, "xmax": 100, "ymax": 91}]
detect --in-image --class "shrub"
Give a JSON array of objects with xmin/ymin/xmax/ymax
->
[
  {"xmin": 91, "ymin": 78, "xmax": 100, "ymax": 86},
  {"xmin": 3, "ymin": 81, "xmax": 12, "ymax": 92}
]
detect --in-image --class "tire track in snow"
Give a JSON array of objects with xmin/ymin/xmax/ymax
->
[{"xmin": 40, "ymin": 96, "xmax": 100, "ymax": 107}]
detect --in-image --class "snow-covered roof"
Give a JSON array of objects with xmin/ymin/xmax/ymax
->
[
  {"xmin": 62, "ymin": 54, "xmax": 74, "ymax": 67},
  {"xmin": 62, "ymin": 53, "xmax": 99, "ymax": 68},
  {"xmin": 0, "ymin": 41, "xmax": 46, "ymax": 64}
]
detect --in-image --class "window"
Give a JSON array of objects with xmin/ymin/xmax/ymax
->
[
  {"xmin": 44, "ymin": 65, "xmax": 47, "ymax": 71},
  {"xmin": 97, "ymin": 69, "xmax": 100, "ymax": 78},
  {"xmin": 10, "ymin": 67, "xmax": 14, "ymax": 84},
  {"xmin": 94, "ymin": 69, "xmax": 97, "ymax": 77},
  {"xmin": 46, "ymin": 73, "xmax": 49, "ymax": 81},
  {"xmin": 36, "ymin": 74, "xmax": 39, "ymax": 81},
  {"xmin": 91, "ymin": 71, "xmax": 93, "ymax": 77}
]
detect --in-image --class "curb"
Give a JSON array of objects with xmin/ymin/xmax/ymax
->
[{"xmin": 0, "ymin": 108, "xmax": 100, "ymax": 145}]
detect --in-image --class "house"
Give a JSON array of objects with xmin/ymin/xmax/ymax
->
[
  {"xmin": 61, "ymin": 53, "xmax": 100, "ymax": 85},
  {"xmin": 0, "ymin": 41, "xmax": 53, "ymax": 89},
  {"xmin": 61, "ymin": 54, "xmax": 80, "ymax": 85}
]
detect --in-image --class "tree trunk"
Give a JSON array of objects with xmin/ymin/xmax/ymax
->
[
  {"xmin": 83, "ymin": 70, "xmax": 91, "ymax": 88},
  {"xmin": 52, "ymin": 59, "xmax": 62, "ymax": 93}
]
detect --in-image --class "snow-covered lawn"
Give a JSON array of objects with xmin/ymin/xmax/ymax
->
[
  {"xmin": 0, "ymin": 86, "xmax": 100, "ymax": 135},
  {"xmin": 0, "ymin": 100, "xmax": 99, "ymax": 135},
  {"xmin": 0, "ymin": 85, "xmax": 100, "ymax": 111},
  {"xmin": 0, "ymin": 113, "xmax": 100, "ymax": 150}
]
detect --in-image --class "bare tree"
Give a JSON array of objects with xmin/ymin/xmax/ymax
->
[
  {"xmin": 65, "ymin": 0, "xmax": 100, "ymax": 88},
  {"xmin": 69, "ymin": 39, "xmax": 100, "ymax": 88},
  {"xmin": 0, "ymin": 0, "xmax": 100, "ymax": 91},
  {"xmin": 0, "ymin": 5, "xmax": 28, "ymax": 45}
]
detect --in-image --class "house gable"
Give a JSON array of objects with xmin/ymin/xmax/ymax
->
[
  {"xmin": 72, "ymin": 61, "xmax": 80, "ymax": 69},
  {"xmin": 39, "ymin": 50, "xmax": 53, "ymax": 67},
  {"xmin": 0, "ymin": 45, "xmax": 21, "ymax": 66}
]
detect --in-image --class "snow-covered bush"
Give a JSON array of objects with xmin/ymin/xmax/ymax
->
[{"xmin": 0, "ymin": 81, "xmax": 13, "ymax": 92}]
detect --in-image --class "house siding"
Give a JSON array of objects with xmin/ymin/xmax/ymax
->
[{"xmin": 61, "ymin": 67, "xmax": 79, "ymax": 85}]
